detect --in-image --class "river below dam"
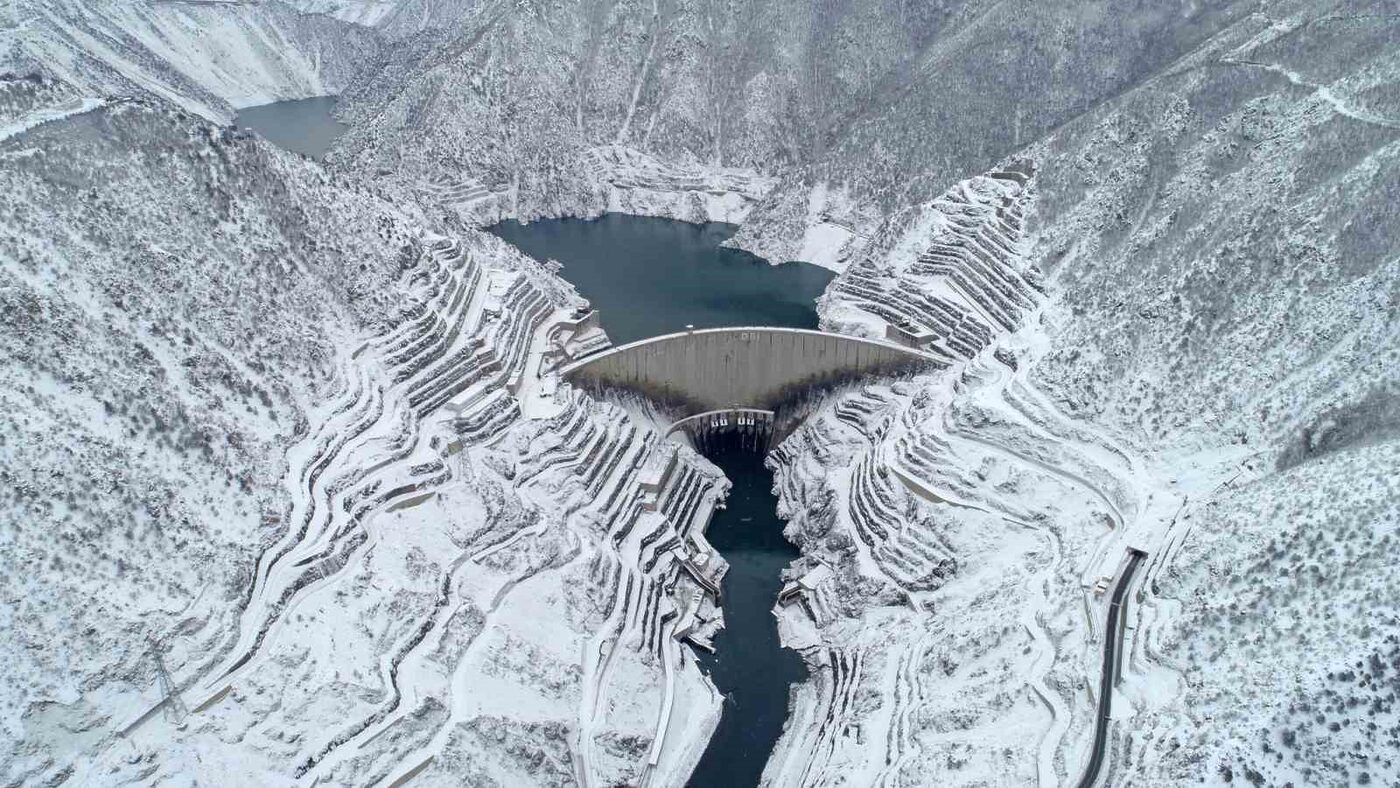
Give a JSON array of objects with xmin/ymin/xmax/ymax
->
[{"xmin": 491, "ymin": 216, "xmax": 828, "ymax": 787}]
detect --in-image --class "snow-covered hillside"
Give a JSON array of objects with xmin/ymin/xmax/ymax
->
[
  {"xmin": 324, "ymin": 0, "xmax": 1264, "ymax": 262},
  {"xmin": 1, "ymin": 0, "xmax": 381, "ymax": 121},
  {"xmin": 0, "ymin": 88, "xmax": 404, "ymax": 782}
]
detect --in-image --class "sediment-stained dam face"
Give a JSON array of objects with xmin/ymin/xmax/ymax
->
[{"xmin": 559, "ymin": 327, "xmax": 944, "ymax": 417}]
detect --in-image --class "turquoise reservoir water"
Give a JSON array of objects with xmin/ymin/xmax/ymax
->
[
  {"xmin": 489, "ymin": 215, "xmax": 825, "ymax": 787},
  {"xmin": 235, "ymin": 96, "xmax": 347, "ymax": 159},
  {"xmin": 489, "ymin": 214, "xmax": 833, "ymax": 345}
]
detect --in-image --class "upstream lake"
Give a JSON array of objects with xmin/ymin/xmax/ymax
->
[
  {"xmin": 490, "ymin": 215, "xmax": 833, "ymax": 344},
  {"xmin": 235, "ymin": 96, "xmax": 347, "ymax": 159},
  {"xmin": 237, "ymin": 98, "xmax": 829, "ymax": 786}
]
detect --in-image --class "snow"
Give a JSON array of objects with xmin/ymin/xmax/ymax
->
[
  {"xmin": 787, "ymin": 183, "xmax": 867, "ymax": 271},
  {"xmin": 288, "ymin": 0, "xmax": 400, "ymax": 28},
  {"xmin": 5, "ymin": 3, "xmax": 1400, "ymax": 786},
  {"xmin": 0, "ymin": 95, "xmax": 102, "ymax": 142},
  {"xmin": 0, "ymin": 96, "xmax": 734, "ymax": 787},
  {"xmin": 5, "ymin": 0, "xmax": 380, "ymax": 121},
  {"xmin": 795, "ymin": 222, "xmax": 855, "ymax": 272}
]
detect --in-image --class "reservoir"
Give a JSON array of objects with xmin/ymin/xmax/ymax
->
[
  {"xmin": 489, "ymin": 215, "xmax": 833, "ymax": 344},
  {"xmin": 489, "ymin": 215, "xmax": 829, "ymax": 786},
  {"xmin": 235, "ymin": 96, "xmax": 347, "ymax": 159}
]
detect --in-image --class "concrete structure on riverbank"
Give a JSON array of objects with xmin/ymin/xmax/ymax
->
[{"xmin": 560, "ymin": 327, "xmax": 943, "ymax": 418}]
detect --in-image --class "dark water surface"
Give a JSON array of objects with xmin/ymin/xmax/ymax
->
[
  {"xmin": 235, "ymin": 96, "xmax": 347, "ymax": 159},
  {"xmin": 488, "ymin": 215, "xmax": 821, "ymax": 786},
  {"xmin": 686, "ymin": 445, "xmax": 807, "ymax": 788},
  {"xmin": 489, "ymin": 214, "xmax": 834, "ymax": 345}
]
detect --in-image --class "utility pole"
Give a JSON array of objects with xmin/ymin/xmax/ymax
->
[{"xmin": 150, "ymin": 639, "xmax": 188, "ymax": 724}]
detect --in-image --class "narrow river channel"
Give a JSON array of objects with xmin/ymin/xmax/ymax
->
[{"xmin": 683, "ymin": 443, "xmax": 810, "ymax": 788}]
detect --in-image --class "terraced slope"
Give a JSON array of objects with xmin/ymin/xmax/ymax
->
[
  {"xmin": 0, "ymin": 95, "xmax": 408, "ymax": 784},
  {"xmin": 0, "ymin": 92, "xmax": 737, "ymax": 787}
]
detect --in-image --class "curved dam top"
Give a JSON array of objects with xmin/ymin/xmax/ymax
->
[{"xmin": 560, "ymin": 326, "xmax": 944, "ymax": 417}]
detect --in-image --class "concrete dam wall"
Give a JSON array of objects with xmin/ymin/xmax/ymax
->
[{"xmin": 560, "ymin": 327, "xmax": 944, "ymax": 417}]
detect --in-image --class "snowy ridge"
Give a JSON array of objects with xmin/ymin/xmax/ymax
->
[
  {"xmin": 2, "ymin": 98, "xmax": 741, "ymax": 785},
  {"xmin": 324, "ymin": 0, "xmax": 1269, "ymax": 273},
  {"xmin": 3, "ymin": 0, "xmax": 381, "ymax": 121},
  {"xmin": 0, "ymin": 99, "xmax": 418, "ymax": 784},
  {"xmin": 6, "ymin": 3, "xmax": 1400, "ymax": 785},
  {"xmin": 765, "ymin": 33, "xmax": 1400, "ymax": 777}
]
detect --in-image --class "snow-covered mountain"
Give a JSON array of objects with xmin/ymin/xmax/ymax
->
[
  {"xmin": 322, "ymin": 1, "xmax": 1271, "ymax": 260},
  {"xmin": 1, "ymin": 0, "xmax": 381, "ymax": 120},
  {"xmin": 3, "ymin": 1, "xmax": 1399, "ymax": 786}
]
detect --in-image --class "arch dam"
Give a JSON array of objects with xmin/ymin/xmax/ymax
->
[{"xmin": 559, "ymin": 327, "xmax": 944, "ymax": 447}]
